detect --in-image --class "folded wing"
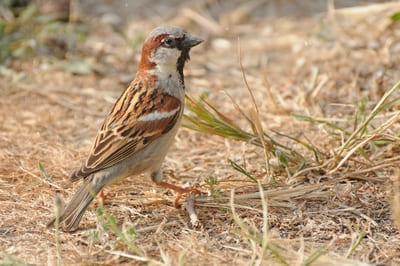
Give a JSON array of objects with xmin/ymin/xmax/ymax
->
[{"xmin": 70, "ymin": 81, "xmax": 181, "ymax": 181}]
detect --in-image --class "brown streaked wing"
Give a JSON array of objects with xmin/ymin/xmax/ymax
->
[{"xmin": 70, "ymin": 90, "xmax": 182, "ymax": 181}]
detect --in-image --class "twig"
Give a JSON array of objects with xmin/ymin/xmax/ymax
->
[{"xmin": 185, "ymin": 192, "xmax": 199, "ymax": 227}]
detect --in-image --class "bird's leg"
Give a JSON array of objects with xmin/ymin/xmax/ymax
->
[
  {"xmin": 98, "ymin": 190, "xmax": 109, "ymax": 205},
  {"xmin": 151, "ymin": 170, "xmax": 199, "ymax": 208},
  {"xmin": 156, "ymin": 181, "xmax": 199, "ymax": 208}
]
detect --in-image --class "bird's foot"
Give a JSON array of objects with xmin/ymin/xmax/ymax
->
[{"xmin": 156, "ymin": 181, "xmax": 199, "ymax": 208}]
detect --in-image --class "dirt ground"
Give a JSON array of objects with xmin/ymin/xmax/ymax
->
[{"xmin": 1, "ymin": 0, "xmax": 400, "ymax": 265}]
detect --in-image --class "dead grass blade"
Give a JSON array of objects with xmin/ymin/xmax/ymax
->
[
  {"xmin": 258, "ymin": 181, "xmax": 270, "ymax": 264},
  {"xmin": 105, "ymin": 250, "xmax": 150, "ymax": 263},
  {"xmin": 238, "ymin": 38, "xmax": 272, "ymax": 181}
]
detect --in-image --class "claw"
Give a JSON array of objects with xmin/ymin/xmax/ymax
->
[{"xmin": 156, "ymin": 181, "xmax": 199, "ymax": 208}]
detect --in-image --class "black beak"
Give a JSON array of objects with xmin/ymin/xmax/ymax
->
[{"xmin": 182, "ymin": 33, "xmax": 203, "ymax": 49}]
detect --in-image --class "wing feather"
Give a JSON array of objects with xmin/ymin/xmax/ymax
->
[{"xmin": 70, "ymin": 80, "xmax": 182, "ymax": 181}]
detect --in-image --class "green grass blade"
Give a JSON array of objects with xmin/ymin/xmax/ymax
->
[{"xmin": 229, "ymin": 159, "xmax": 257, "ymax": 183}]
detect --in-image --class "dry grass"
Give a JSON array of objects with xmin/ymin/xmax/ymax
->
[{"xmin": 1, "ymin": 0, "xmax": 400, "ymax": 265}]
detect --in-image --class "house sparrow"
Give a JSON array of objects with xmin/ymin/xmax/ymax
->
[{"xmin": 47, "ymin": 26, "xmax": 203, "ymax": 232}]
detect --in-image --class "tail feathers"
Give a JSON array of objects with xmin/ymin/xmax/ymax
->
[
  {"xmin": 47, "ymin": 179, "xmax": 104, "ymax": 232},
  {"xmin": 70, "ymin": 166, "xmax": 89, "ymax": 182}
]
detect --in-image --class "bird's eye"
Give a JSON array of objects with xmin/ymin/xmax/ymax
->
[{"xmin": 162, "ymin": 37, "xmax": 175, "ymax": 48}]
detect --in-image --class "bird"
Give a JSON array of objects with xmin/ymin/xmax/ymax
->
[{"xmin": 47, "ymin": 26, "xmax": 203, "ymax": 232}]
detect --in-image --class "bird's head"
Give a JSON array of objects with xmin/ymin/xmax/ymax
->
[{"xmin": 139, "ymin": 26, "xmax": 203, "ymax": 78}]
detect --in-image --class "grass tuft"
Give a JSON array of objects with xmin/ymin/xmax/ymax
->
[
  {"xmin": 184, "ymin": 94, "xmax": 306, "ymax": 176},
  {"xmin": 330, "ymin": 81, "xmax": 400, "ymax": 173}
]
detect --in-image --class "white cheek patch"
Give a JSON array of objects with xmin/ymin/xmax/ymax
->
[
  {"xmin": 138, "ymin": 109, "xmax": 179, "ymax": 122},
  {"xmin": 152, "ymin": 47, "xmax": 181, "ymax": 67}
]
